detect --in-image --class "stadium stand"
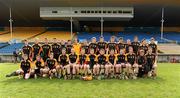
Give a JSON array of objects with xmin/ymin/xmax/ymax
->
[
  {"xmin": 0, "ymin": 27, "xmax": 45, "ymax": 42},
  {"xmin": 30, "ymin": 31, "xmax": 72, "ymax": 42},
  {"xmin": 0, "ymin": 43, "xmax": 24, "ymax": 55},
  {"xmin": 158, "ymin": 44, "xmax": 180, "ymax": 54},
  {"xmin": 0, "ymin": 43, "xmax": 9, "ymax": 48}
]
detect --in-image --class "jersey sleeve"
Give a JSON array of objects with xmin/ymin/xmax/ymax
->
[
  {"xmin": 105, "ymin": 54, "xmax": 108, "ymax": 62},
  {"xmin": 125, "ymin": 53, "xmax": 128, "ymax": 61},
  {"xmin": 85, "ymin": 54, "xmax": 89, "ymax": 61},
  {"xmin": 95, "ymin": 55, "xmax": 98, "ymax": 62},
  {"xmin": 41, "ymin": 59, "xmax": 45, "ymax": 67},
  {"xmin": 87, "ymin": 54, "xmax": 90, "ymax": 62},
  {"xmin": 66, "ymin": 54, "xmax": 69, "ymax": 62}
]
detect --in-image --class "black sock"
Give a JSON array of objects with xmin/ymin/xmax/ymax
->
[{"xmin": 8, "ymin": 71, "xmax": 17, "ymax": 77}]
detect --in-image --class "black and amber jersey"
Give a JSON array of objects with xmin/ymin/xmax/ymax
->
[
  {"xmin": 20, "ymin": 60, "xmax": 31, "ymax": 72},
  {"xmin": 137, "ymin": 56, "xmax": 146, "ymax": 65},
  {"xmin": 51, "ymin": 43, "xmax": 61, "ymax": 54},
  {"xmin": 107, "ymin": 42, "xmax": 116, "ymax": 51},
  {"xmin": 108, "ymin": 55, "xmax": 116, "ymax": 65},
  {"xmin": 131, "ymin": 42, "xmax": 140, "ymax": 54},
  {"xmin": 59, "ymin": 54, "xmax": 69, "ymax": 65},
  {"xmin": 97, "ymin": 55, "xmax": 107, "ymax": 65},
  {"xmin": 78, "ymin": 54, "xmax": 88, "ymax": 65},
  {"xmin": 146, "ymin": 53, "xmax": 156, "ymax": 65},
  {"xmin": 34, "ymin": 59, "xmax": 44, "ymax": 69},
  {"xmin": 32, "ymin": 44, "xmax": 42, "ymax": 56},
  {"xmin": 46, "ymin": 58, "xmax": 57, "ymax": 69},
  {"xmin": 97, "ymin": 42, "xmax": 107, "ymax": 50},
  {"xmin": 125, "ymin": 44, "xmax": 133, "ymax": 53},
  {"xmin": 69, "ymin": 53, "xmax": 78, "ymax": 63},
  {"xmin": 126, "ymin": 53, "xmax": 136, "ymax": 65},
  {"xmin": 139, "ymin": 45, "xmax": 148, "ymax": 54},
  {"xmin": 22, "ymin": 45, "xmax": 32, "ymax": 57},
  {"xmin": 81, "ymin": 45, "xmax": 89, "ymax": 54},
  {"xmin": 42, "ymin": 44, "xmax": 51, "ymax": 56},
  {"xmin": 89, "ymin": 43, "xmax": 97, "ymax": 52},
  {"xmin": 117, "ymin": 43, "xmax": 126, "ymax": 52},
  {"xmin": 148, "ymin": 43, "xmax": 157, "ymax": 54},
  {"xmin": 66, "ymin": 45, "xmax": 73, "ymax": 54},
  {"xmin": 88, "ymin": 54, "xmax": 97, "ymax": 68},
  {"xmin": 116, "ymin": 54, "xmax": 126, "ymax": 63},
  {"xmin": 88, "ymin": 54, "xmax": 97, "ymax": 63}
]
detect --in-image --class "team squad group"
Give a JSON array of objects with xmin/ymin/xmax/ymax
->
[{"xmin": 6, "ymin": 36, "xmax": 158, "ymax": 80}]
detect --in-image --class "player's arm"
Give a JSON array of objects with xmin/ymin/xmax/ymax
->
[
  {"xmin": 125, "ymin": 53, "xmax": 128, "ymax": 62},
  {"xmin": 31, "ymin": 45, "xmax": 35, "ymax": 59},
  {"xmin": 134, "ymin": 54, "xmax": 137, "ymax": 64},
  {"xmin": 33, "ymin": 60, "xmax": 37, "ymax": 69},
  {"xmin": 105, "ymin": 42, "xmax": 107, "ymax": 50},
  {"xmin": 38, "ymin": 45, "xmax": 42, "ymax": 55},
  {"xmin": 44, "ymin": 59, "xmax": 48, "ymax": 67},
  {"xmin": 29, "ymin": 46, "xmax": 33, "ymax": 58},
  {"xmin": 106, "ymin": 43, "xmax": 109, "ymax": 54},
  {"xmin": 66, "ymin": 54, "xmax": 69, "ymax": 63},
  {"xmin": 58, "ymin": 55, "xmax": 61, "ymax": 63},
  {"xmin": 143, "ymin": 56, "xmax": 147, "ymax": 67},
  {"xmin": 95, "ymin": 54, "xmax": 98, "ymax": 63},
  {"xmin": 48, "ymin": 45, "xmax": 51, "ymax": 57},
  {"xmin": 114, "ymin": 54, "xmax": 117, "ymax": 65},
  {"xmin": 29, "ymin": 60, "xmax": 34, "ymax": 72},
  {"xmin": 75, "ymin": 55, "xmax": 79, "ymax": 64},
  {"xmin": 85, "ymin": 54, "xmax": 89, "ymax": 63},
  {"xmin": 105, "ymin": 54, "xmax": 108, "ymax": 63},
  {"xmin": 41, "ymin": 59, "xmax": 45, "ymax": 67}
]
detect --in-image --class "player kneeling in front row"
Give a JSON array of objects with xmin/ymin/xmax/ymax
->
[
  {"xmin": 33, "ymin": 55, "xmax": 45, "ymax": 79},
  {"xmin": 68, "ymin": 48, "xmax": 78, "ymax": 79},
  {"xmin": 145, "ymin": 46, "xmax": 157, "ymax": 78},
  {"xmin": 126, "ymin": 47, "xmax": 138, "ymax": 79},
  {"xmin": 96, "ymin": 49, "xmax": 107, "ymax": 80},
  {"xmin": 116, "ymin": 49, "xmax": 126, "ymax": 79},
  {"xmin": 41, "ymin": 52, "xmax": 57, "ymax": 79},
  {"xmin": 58, "ymin": 48, "xmax": 69, "ymax": 79},
  {"xmin": 6, "ymin": 54, "xmax": 33, "ymax": 79},
  {"xmin": 106, "ymin": 49, "xmax": 116, "ymax": 79},
  {"xmin": 137, "ymin": 49, "xmax": 146, "ymax": 78},
  {"xmin": 77, "ymin": 48, "xmax": 90, "ymax": 79},
  {"xmin": 88, "ymin": 48, "xmax": 97, "ymax": 77}
]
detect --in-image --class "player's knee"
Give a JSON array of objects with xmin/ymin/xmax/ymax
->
[
  {"xmin": 25, "ymin": 73, "xmax": 30, "ymax": 79},
  {"xmin": 52, "ymin": 69, "xmax": 56, "ymax": 73}
]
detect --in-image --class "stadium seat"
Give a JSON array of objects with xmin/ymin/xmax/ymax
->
[
  {"xmin": 0, "ymin": 27, "xmax": 45, "ymax": 42},
  {"xmin": 0, "ymin": 43, "xmax": 24, "ymax": 55},
  {"xmin": 30, "ymin": 31, "xmax": 72, "ymax": 42}
]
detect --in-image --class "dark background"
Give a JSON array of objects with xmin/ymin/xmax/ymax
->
[{"xmin": 0, "ymin": 0, "xmax": 180, "ymax": 27}]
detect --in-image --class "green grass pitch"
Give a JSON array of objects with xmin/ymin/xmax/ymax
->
[{"xmin": 0, "ymin": 63, "xmax": 180, "ymax": 98}]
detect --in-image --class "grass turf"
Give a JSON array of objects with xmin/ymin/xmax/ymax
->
[{"xmin": 0, "ymin": 63, "xmax": 180, "ymax": 98}]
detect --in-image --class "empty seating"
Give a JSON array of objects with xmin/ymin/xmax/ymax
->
[
  {"xmin": 0, "ymin": 43, "xmax": 24, "ymax": 54},
  {"xmin": 0, "ymin": 27, "xmax": 45, "ymax": 42},
  {"xmin": 0, "ymin": 43, "xmax": 8, "ymax": 48},
  {"xmin": 31, "ymin": 31, "xmax": 72, "ymax": 42}
]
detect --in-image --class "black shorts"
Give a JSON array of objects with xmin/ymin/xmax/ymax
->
[
  {"xmin": 35, "ymin": 69, "xmax": 41, "ymax": 74},
  {"xmin": 147, "ymin": 63, "xmax": 153, "ymax": 70},
  {"xmin": 60, "ymin": 62, "xmax": 69, "ymax": 67},
  {"xmin": 89, "ymin": 63, "xmax": 95, "ymax": 69},
  {"xmin": 42, "ymin": 54, "xmax": 49, "ymax": 61},
  {"xmin": 137, "ymin": 67, "xmax": 144, "ymax": 77},
  {"xmin": 144, "ymin": 64, "xmax": 152, "ymax": 73},
  {"xmin": 54, "ymin": 54, "xmax": 60, "ymax": 61}
]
